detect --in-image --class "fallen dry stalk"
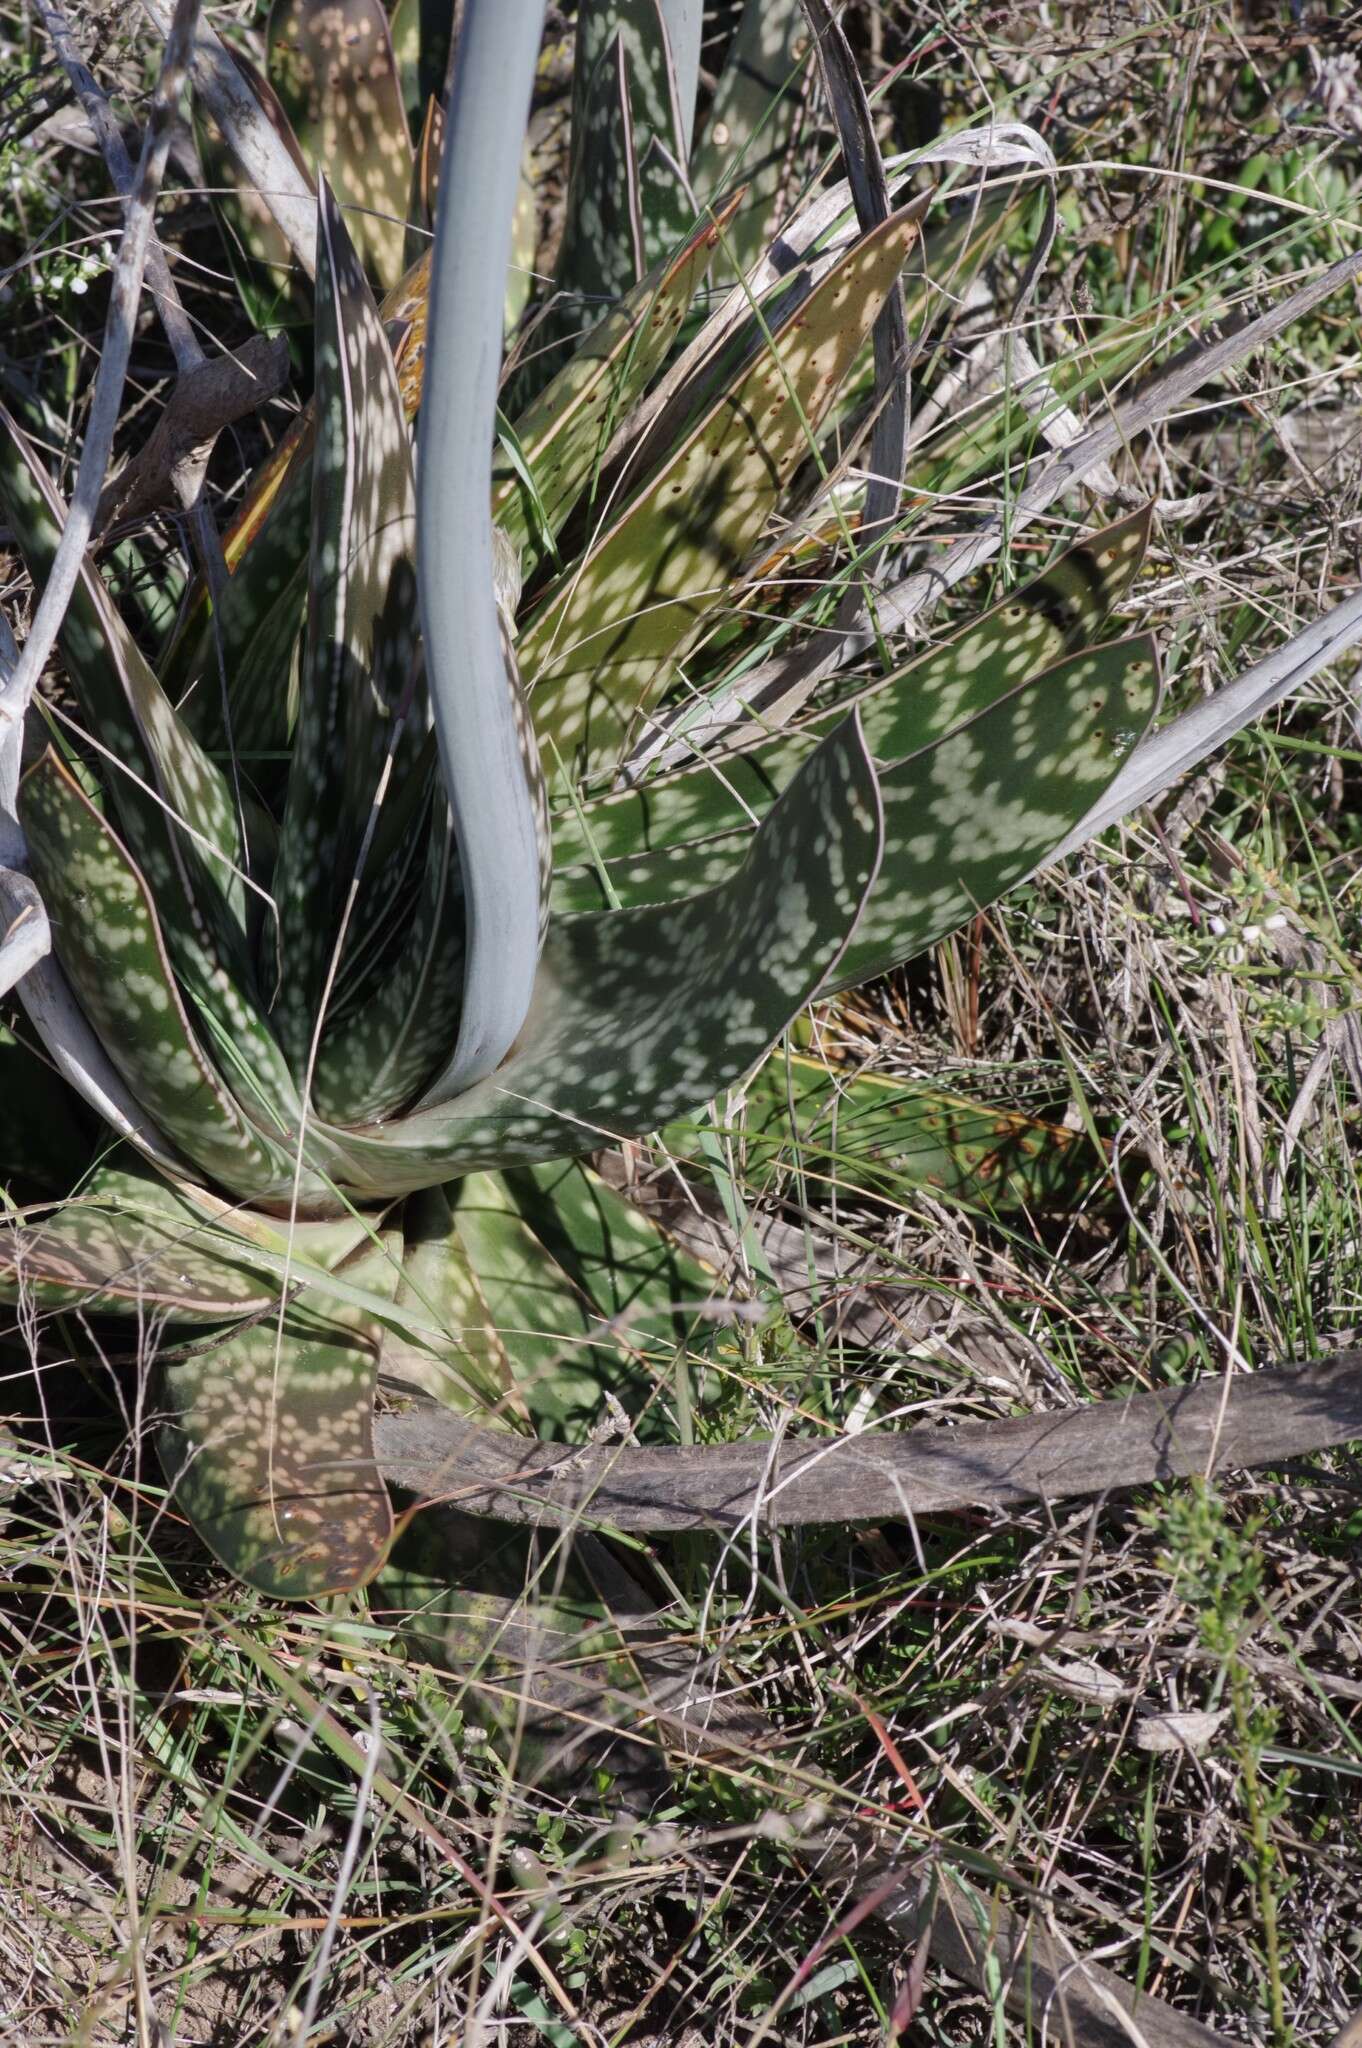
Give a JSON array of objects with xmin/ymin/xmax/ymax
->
[{"xmin": 375, "ymin": 1349, "xmax": 1362, "ymax": 1532}]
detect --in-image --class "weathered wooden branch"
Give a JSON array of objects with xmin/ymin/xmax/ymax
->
[
  {"xmin": 881, "ymin": 1870, "xmax": 1233, "ymax": 2048},
  {"xmin": 94, "ymin": 334, "xmax": 289, "ymax": 532},
  {"xmin": 375, "ymin": 1350, "xmax": 1362, "ymax": 1531}
]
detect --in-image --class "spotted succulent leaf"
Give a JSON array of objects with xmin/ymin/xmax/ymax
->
[
  {"xmin": 271, "ymin": 182, "xmax": 424, "ymax": 1083},
  {"xmin": 549, "ymin": 510, "xmax": 1153, "ymax": 902},
  {"xmin": 0, "ymin": 411, "xmax": 248, "ymax": 923},
  {"xmin": 17, "ymin": 752, "xmax": 324, "ymax": 1203},
  {"xmin": 317, "ymin": 710, "xmax": 881, "ymax": 1195},
  {"xmin": 830, "ymin": 632, "xmax": 1161, "ymax": 993},
  {"xmin": 551, "ymin": 634, "xmax": 1158, "ymax": 997},
  {"xmin": 0, "ymin": 1156, "xmax": 371, "ymax": 1319},
  {"xmin": 555, "ymin": 0, "xmax": 695, "ymax": 319},
  {"xmin": 309, "ymin": 782, "xmax": 467, "ymax": 1123},
  {"xmin": 378, "ymin": 1181, "xmax": 524, "ymax": 1418},
  {"xmin": 518, "ymin": 203, "xmax": 923, "ymax": 778},
  {"xmin": 494, "ymin": 198, "xmax": 738, "ymax": 574},
  {"xmin": 689, "ymin": 0, "xmax": 813, "ymax": 285},
  {"xmin": 439, "ymin": 1159, "xmax": 713, "ymax": 1440},
  {"xmin": 403, "ymin": 95, "xmax": 444, "ymax": 272},
  {"xmin": 160, "ymin": 1228, "xmax": 398, "ymax": 1596},
  {"xmin": 0, "ymin": 416, "xmax": 307, "ymax": 1139},
  {"xmin": 268, "ymin": 0, "xmax": 414, "ymax": 291},
  {"xmin": 389, "ymin": 0, "xmax": 455, "ymax": 130}
]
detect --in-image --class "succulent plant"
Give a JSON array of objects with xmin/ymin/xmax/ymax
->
[{"xmin": 0, "ymin": 0, "xmax": 1160, "ymax": 1598}]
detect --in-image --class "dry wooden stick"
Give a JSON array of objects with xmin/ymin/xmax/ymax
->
[
  {"xmin": 879, "ymin": 1868, "xmax": 1232, "ymax": 2048},
  {"xmin": 375, "ymin": 1349, "xmax": 1362, "ymax": 1532},
  {"xmin": 94, "ymin": 333, "xmax": 289, "ymax": 533}
]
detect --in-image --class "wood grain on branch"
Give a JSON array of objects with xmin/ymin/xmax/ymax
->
[{"xmin": 375, "ymin": 1350, "xmax": 1362, "ymax": 1531}]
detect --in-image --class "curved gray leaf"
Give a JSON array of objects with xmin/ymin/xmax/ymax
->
[
  {"xmin": 325, "ymin": 712, "xmax": 884, "ymax": 1193},
  {"xmin": 416, "ymin": 0, "xmax": 549, "ymax": 1099},
  {"xmin": 659, "ymin": 0, "xmax": 702, "ymax": 159}
]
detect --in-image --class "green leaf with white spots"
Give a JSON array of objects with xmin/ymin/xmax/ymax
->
[
  {"xmin": 160, "ymin": 1229, "xmax": 397, "ymax": 1597},
  {"xmin": 494, "ymin": 200, "xmax": 736, "ymax": 575},
  {"xmin": 689, "ymin": 0, "xmax": 813, "ymax": 284},
  {"xmin": 171, "ymin": 492, "xmax": 310, "ymax": 768},
  {"xmin": 271, "ymin": 182, "xmax": 424, "ymax": 1083},
  {"xmin": 378, "ymin": 1182, "xmax": 525, "ymax": 1418},
  {"xmin": 310, "ymin": 785, "xmax": 467, "ymax": 1123},
  {"xmin": 549, "ymin": 509, "xmax": 1153, "ymax": 903},
  {"xmin": 437, "ymin": 1162, "xmax": 709, "ymax": 1441},
  {"xmin": 555, "ymin": 0, "xmax": 695, "ymax": 317},
  {"xmin": 0, "ymin": 412, "xmax": 302, "ymax": 1133},
  {"xmin": 518, "ymin": 204, "xmax": 923, "ymax": 779},
  {"xmin": 268, "ymin": 0, "xmax": 415, "ymax": 292},
  {"xmin": 0, "ymin": 411, "xmax": 248, "ymax": 921},
  {"xmin": 389, "ymin": 0, "xmax": 454, "ymax": 131},
  {"xmin": 0, "ymin": 1157, "xmax": 370, "ymax": 1320},
  {"xmin": 689, "ymin": 1048, "xmax": 1099, "ymax": 1215},
  {"xmin": 828, "ymin": 633, "xmax": 1161, "ymax": 994},
  {"xmin": 315, "ymin": 710, "xmax": 882, "ymax": 1194},
  {"xmin": 18, "ymin": 751, "xmax": 319, "ymax": 1205},
  {"xmin": 551, "ymin": 634, "xmax": 1158, "ymax": 997}
]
